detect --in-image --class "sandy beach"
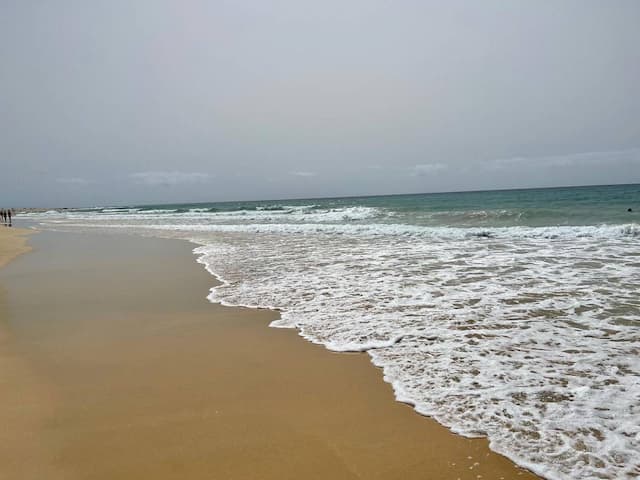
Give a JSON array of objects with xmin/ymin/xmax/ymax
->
[
  {"xmin": 0, "ymin": 228, "xmax": 539, "ymax": 479},
  {"xmin": 0, "ymin": 227, "xmax": 32, "ymax": 268}
]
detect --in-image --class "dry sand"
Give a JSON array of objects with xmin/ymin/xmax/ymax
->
[{"xmin": 0, "ymin": 230, "xmax": 540, "ymax": 479}]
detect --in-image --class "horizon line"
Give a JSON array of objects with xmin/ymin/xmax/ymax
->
[{"xmin": 16, "ymin": 181, "xmax": 640, "ymax": 210}]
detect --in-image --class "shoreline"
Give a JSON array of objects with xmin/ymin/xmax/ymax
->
[{"xmin": 0, "ymin": 229, "xmax": 540, "ymax": 479}]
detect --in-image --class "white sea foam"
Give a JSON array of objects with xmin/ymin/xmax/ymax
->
[
  {"xmin": 102, "ymin": 207, "xmax": 142, "ymax": 213},
  {"xmin": 27, "ymin": 210, "xmax": 640, "ymax": 480},
  {"xmin": 25, "ymin": 205, "xmax": 382, "ymax": 224},
  {"xmin": 136, "ymin": 208, "xmax": 179, "ymax": 214},
  {"xmin": 190, "ymin": 231, "xmax": 640, "ymax": 480},
  {"xmin": 47, "ymin": 220, "xmax": 640, "ymax": 241}
]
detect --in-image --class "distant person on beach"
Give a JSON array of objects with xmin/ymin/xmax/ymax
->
[
  {"xmin": 0, "ymin": 209, "xmax": 5, "ymax": 225},
  {"xmin": 7, "ymin": 209, "xmax": 12, "ymax": 226}
]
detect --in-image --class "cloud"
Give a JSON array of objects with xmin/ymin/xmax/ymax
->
[
  {"xmin": 129, "ymin": 171, "xmax": 213, "ymax": 186},
  {"xmin": 56, "ymin": 177, "xmax": 94, "ymax": 185},
  {"xmin": 289, "ymin": 171, "xmax": 317, "ymax": 177},
  {"xmin": 485, "ymin": 148, "xmax": 640, "ymax": 170},
  {"xmin": 411, "ymin": 163, "xmax": 447, "ymax": 176}
]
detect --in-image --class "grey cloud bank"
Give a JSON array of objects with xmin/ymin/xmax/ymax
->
[
  {"xmin": 129, "ymin": 171, "xmax": 214, "ymax": 186},
  {"xmin": 1, "ymin": 0, "xmax": 639, "ymax": 206},
  {"xmin": 485, "ymin": 148, "xmax": 640, "ymax": 170},
  {"xmin": 55, "ymin": 177, "xmax": 95, "ymax": 185},
  {"xmin": 412, "ymin": 164, "xmax": 448, "ymax": 176}
]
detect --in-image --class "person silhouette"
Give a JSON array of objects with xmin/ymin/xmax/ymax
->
[{"xmin": 7, "ymin": 209, "xmax": 11, "ymax": 226}]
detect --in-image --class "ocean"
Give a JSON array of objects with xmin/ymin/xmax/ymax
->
[{"xmin": 24, "ymin": 183, "xmax": 640, "ymax": 479}]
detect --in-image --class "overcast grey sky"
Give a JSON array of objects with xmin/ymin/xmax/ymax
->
[{"xmin": 2, "ymin": 1, "xmax": 639, "ymax": 206}]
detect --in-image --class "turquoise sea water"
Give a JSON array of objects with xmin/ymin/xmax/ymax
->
[
  {"xmin": 25, "ymin": 184, "xmax": 640, "ymax": 480},
  {"xmin": 71, "ymin": 183, "xmax": 639, "ymax": 228}
]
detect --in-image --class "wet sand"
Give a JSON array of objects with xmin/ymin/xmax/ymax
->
[
  {"xmin": 0, "ymin": 227, "xmax": 32, "ymax": 268},
  {"xmin": 0, "ymin": 230, "xmax": 539, "ymax": 479},
  {"xmin": 0, "ymin": 227, "xmax": 59, "ymax": 479}
]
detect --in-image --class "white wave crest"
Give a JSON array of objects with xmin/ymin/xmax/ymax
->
[{"xmin": 44, "ymin": 221, "xmax": 640, "ymax": 242}]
